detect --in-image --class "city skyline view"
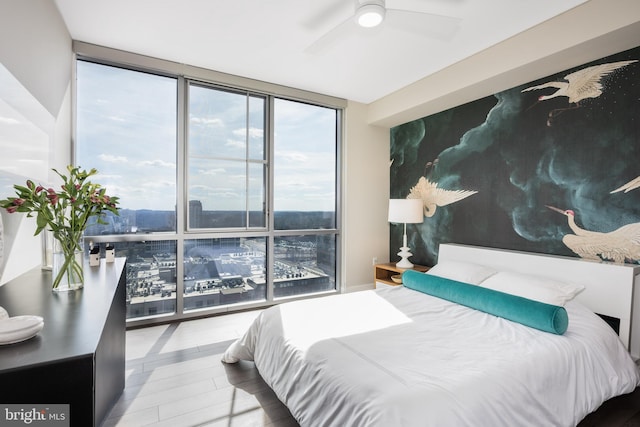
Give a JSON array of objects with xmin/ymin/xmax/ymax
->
[
  {"xmin": 75, "ymin": 59, "xmax": 340, "ymax": 323},
  {"xmin": 109, "ymin": 229, "xmax": 335, "ymax": 319}
]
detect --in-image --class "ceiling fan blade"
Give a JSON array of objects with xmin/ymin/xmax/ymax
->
[
  {"xmin": 385, "ymin": 8, "xmax": 461, "ymax": 41},
  {"xmin": 304, "ymin": 0, "xmax": 461, "ymax": 54},
  {"xmin": 305, "ymin": 14, "xmax": 358, "ymax": 54},
  {"xmin": 301, "ymin": 0, "xmax": 354, "ymax": 32}
]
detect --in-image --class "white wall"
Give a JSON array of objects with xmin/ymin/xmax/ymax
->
[
  {"xmin": 0, "ymin": 0, "xmax": 72, "ymax": 120},
  {"xmin": 0, "ymin": 0, "xmax": 72, "ymax": 284}
]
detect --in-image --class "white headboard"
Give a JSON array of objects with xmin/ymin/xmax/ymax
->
[{"xmin": 438, "ymin": 244, "xmax": 640, "ymax": 358}]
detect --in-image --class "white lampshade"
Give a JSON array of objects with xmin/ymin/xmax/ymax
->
[{"xmin": 388, "ymin": 199, "xmax": 423, "ymax": 224}]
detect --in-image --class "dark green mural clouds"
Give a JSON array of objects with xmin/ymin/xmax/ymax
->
[{"xmin": 390, "ymin": 46, "xmax": 640, "ymax": 266}]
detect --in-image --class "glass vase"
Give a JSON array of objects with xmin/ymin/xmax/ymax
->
[
  {"xmin": 52, "ymin": 237, "xmax": 84, "ymax": 291},
  {"xmin": 41, "ymin": 229, "xmax": 54, "ymax": 270}
]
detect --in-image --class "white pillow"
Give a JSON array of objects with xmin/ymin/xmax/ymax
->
[
  {"xmin": 478, "ymin": 271, "xmax": 585, "ymax": 306},
  {"xmin": 426, "ymin": 261, "xmax": 497, "ymax": 285}
]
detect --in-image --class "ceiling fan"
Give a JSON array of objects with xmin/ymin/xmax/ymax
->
[{"xmin": 305, "ymin": 0, "xmax": 461, "ymax": 54}]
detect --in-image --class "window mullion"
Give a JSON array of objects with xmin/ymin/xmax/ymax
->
[
  {"xmin": 266, "ymin": 96, "xmax": 275, "ymax": 302},
  {"xmin": 176, "ymin": 76, "xmax": 187, "ymax": 315},
  {"xmin": 245, "ymin": 92, "xmax": 250, "ymax": 231}
]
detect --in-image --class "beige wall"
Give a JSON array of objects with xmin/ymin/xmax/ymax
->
[
  {"xmin": 0, "ymin": 0, "xmax": 72, "ymax": 283},
  {"xmin": 342, "ymin": 101, "xmax": 390, "ymax": 291}
]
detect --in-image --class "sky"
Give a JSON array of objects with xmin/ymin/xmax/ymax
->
[{"xmin": 76, "ymin": 61, "xmax": 337, "ymax": 213}]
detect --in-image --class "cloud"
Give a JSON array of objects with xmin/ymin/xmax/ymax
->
[
  {"xmin": 138, "ymin": 159, "xmax": 176, "ymax": 169},
  {"xmin": 277, "ymin": 150, "xmax": 309, "ymax": 162},
  {"xmin": 210, "ymin": 191, "xmax": 240, "ymax": 198},
  {"xmin": 191, "ymin": 116, "xmax": 224, "ymax": 127},
  {"xmin": 99, "ymin": 154, "xmax": 128, "ymax": 163},
  {"xmin": 276, "ymin": 177, "xmax": 321, "ymax": 191},
  {"xmin": 232, "ymin": 127, "xmax": 264, "ymax": 138},
  {"xmin": 190, "ymin": 184, "xmax": 210, "ymax": 191},
  {"xmin": 226, "ymin": 127, "xmax": 263, "ymax": 150},
  {"xmin": 226, "ymin": 139, "xmax": 246, "ymax": 149},
  {"xmin": 198, "ymin": 168, "xmax": 226, "ymax": 176},
  {"xmin": 141, "ymin": 179, "xmax": 175, "ymax": 189}
]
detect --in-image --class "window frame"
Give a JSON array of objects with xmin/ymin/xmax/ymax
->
[
  {"xmin": 72, "ymin": 42, "xmax": 344, "ymax": 328},
  {"xmin": 185, "ymin": 80, "xmax": 270, "ymax": 232}
]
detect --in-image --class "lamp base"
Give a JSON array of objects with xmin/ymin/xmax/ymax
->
[{"xmin": 395, "ymin": 246, "xmax": 414, "ymax": 269}]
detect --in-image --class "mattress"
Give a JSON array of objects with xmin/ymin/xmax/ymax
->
[{"xmin": 223, "ymin": 285, "xmax": 640, "ymax": 427}]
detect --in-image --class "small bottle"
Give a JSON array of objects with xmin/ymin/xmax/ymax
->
[
  {"xmin": 89, "ymin": 241, "xmax": 100, "ymax": 267},
  {"xmin": 105, "ymin": 243, "xmax": 115, "ymax": 263}
]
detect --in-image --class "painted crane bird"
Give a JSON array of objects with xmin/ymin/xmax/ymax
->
[
  {"xmin": 522, "ymin": 60, "xmax": 637, "ymax": 126},
  {"xmin": 611, "ymin": 176, "xmax": 640, "ymax": 194},
  {"xmin": 546, "ymin": 205, "xmax": 640, "ymax": 264},
  {"xmin": 408, "ymin": 177, "xmax": 477, "ymax": 217}
]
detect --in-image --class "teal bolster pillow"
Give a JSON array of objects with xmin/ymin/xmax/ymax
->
[{"xmin": 402, "ymin": 270, "xmax": 568, "ymax": 335}]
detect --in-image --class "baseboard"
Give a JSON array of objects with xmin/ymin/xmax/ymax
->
[{"xmin": 344, "ymin": 283, "xmax": 375, "ymax": 293}]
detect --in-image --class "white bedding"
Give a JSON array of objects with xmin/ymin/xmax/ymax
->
[{"xmin": 223, "ymin": 286, "xmax": 640, "ymax": 427}]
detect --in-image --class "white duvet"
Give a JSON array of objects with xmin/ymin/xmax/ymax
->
[{"xmin": 223, "ymin": 286, "xmax": 640, "ymax": 427}]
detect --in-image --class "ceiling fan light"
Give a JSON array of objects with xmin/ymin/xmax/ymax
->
[{"xmin": 356, "ymin": 4, "xmax": 385, "ymax": 28}]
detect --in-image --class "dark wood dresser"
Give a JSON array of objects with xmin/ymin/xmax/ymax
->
[{"xmin": 0, "ymin": 258, "xmax": 126, "ymax": 427}]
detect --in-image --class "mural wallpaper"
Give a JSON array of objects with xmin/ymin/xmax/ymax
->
[{"xmin": 390, "ymin": 46, "xmax": 640, "ymax": 267}]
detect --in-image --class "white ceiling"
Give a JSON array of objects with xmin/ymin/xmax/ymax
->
[{"xmin": 53, "ymin": 0, "xmax": 587, "ymax": 104}]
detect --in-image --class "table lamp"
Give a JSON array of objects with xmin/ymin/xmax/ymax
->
[{"xmin": 388, "ymin": 198, "xmax": 424, "ymax": 268}]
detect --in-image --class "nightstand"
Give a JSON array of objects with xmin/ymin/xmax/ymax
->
[{"xmin": 374, "ymin": 262, "xmax": 430, "ymax": 288}]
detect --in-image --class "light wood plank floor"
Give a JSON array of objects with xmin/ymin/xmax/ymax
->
[
  {"xmin": 104, "ymin": 309, "xmax": 640, "ymax": 427},
  {"xmin": 103, "ymin": 309, "xmax": 299, "ymax": 427}
]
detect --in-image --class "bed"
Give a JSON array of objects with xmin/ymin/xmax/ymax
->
[{"xmin": 223, "ymin": 244, "xmax": 640, "ymax": 426}]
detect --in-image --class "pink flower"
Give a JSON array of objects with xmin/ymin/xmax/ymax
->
[{"xmin": 0, "ymin": 166, "xmax": 119, "ymax": 244}]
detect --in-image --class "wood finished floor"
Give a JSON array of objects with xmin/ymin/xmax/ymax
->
[
  {"xmin": 104, "ymin": 309, "xmax": 640, "ymax": 427},
  {"xmin": 103, "ymin": 309, "xmax": 299, "ymax": 427}
]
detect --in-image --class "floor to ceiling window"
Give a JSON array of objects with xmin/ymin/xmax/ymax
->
[{"xmin": 75, "ymin": 52, "xmax": 342, "ymax": 326}]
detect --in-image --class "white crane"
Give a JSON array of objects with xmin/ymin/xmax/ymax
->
[
  {"xmin": 522, "ymin": 60, "xmax": 637, "ymax": 125},
  {"xmin": 611, "ymin": 176, "xmax": 640, "ymax": 194},
  {"xmin": 546, "ymin": 205, "xmax": 640, "ymax": 264},
  {"xmin": 408, "ymin": 177, "xmax": 477, "ymax": 217}
]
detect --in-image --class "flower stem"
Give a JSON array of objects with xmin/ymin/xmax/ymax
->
[{"xmin": 52, "ymin": 235, "xmax": 83, "ymax": 289}]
